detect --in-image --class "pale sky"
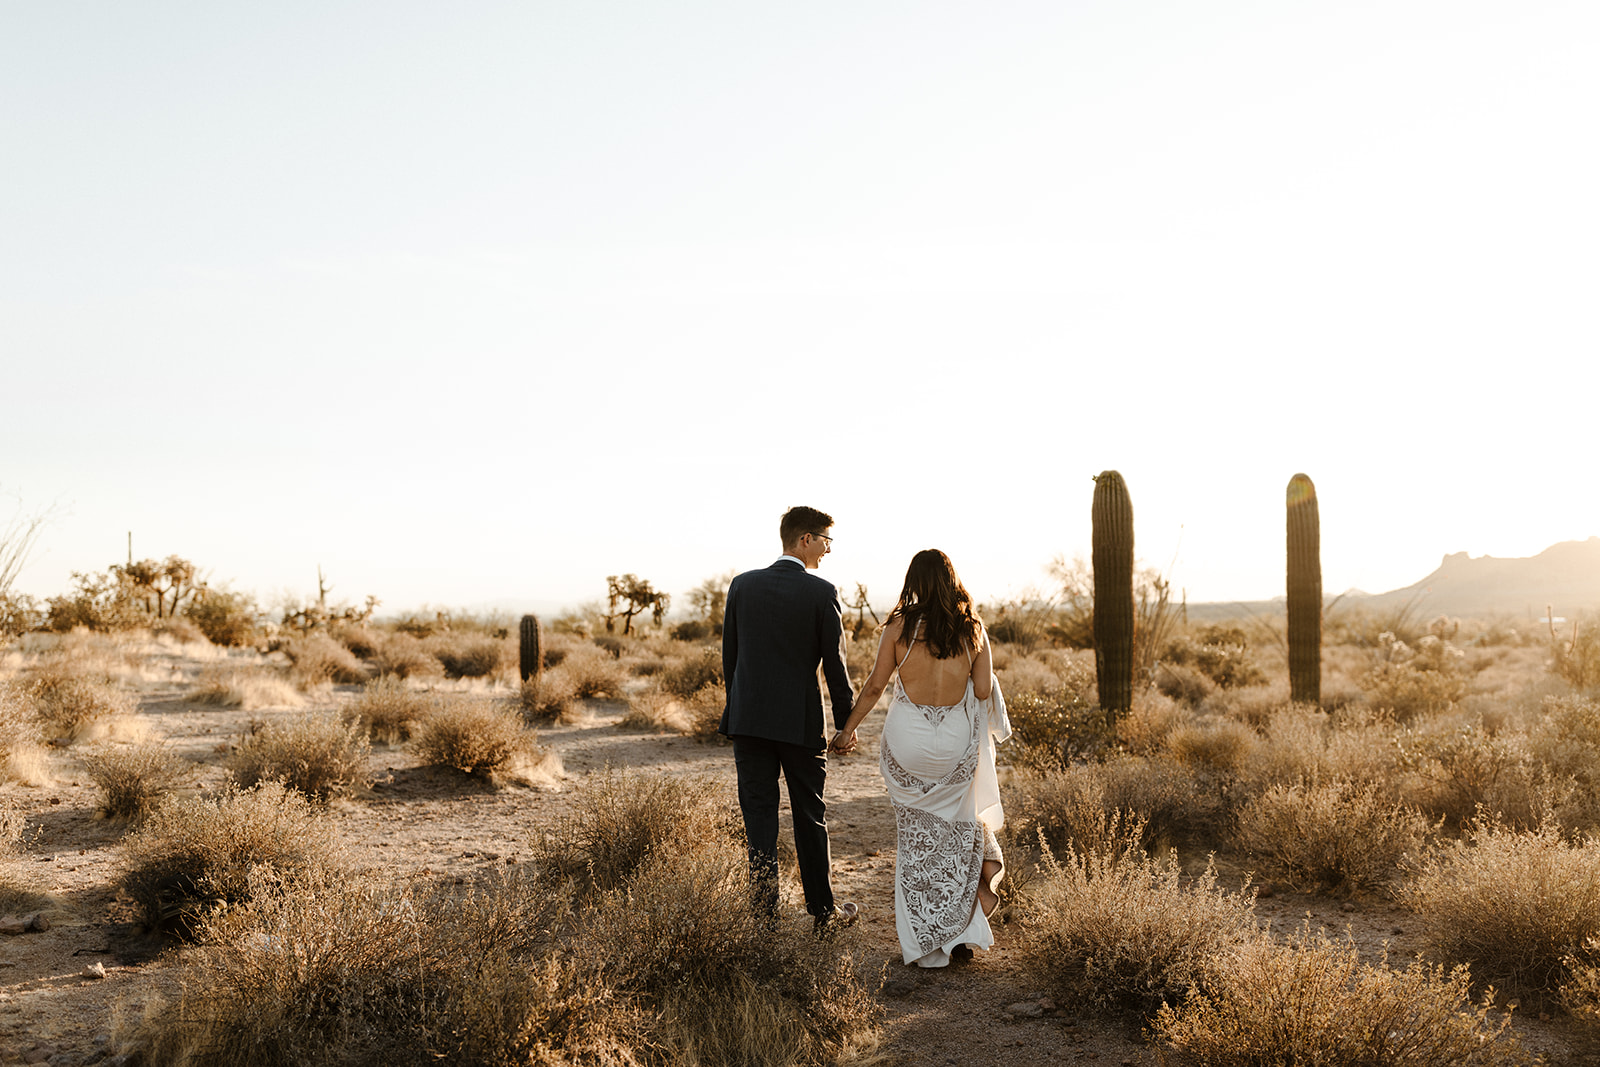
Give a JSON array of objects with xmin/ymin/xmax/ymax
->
[{"xmin": 3, "ymin": 1, "xmax": 1595, "ymax": 618}]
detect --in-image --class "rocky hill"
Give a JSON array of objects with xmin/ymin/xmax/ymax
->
[{"xmin": 1341, "ymin": 538, "xmax": 1600, "ymax": 619}]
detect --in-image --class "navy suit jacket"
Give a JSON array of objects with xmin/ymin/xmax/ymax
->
[{"xmin": 720, "ymin": 559, "xmax": 855, "ymax": 750}]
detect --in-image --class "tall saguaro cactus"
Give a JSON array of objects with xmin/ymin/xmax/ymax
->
[
  {"xmin": 519, "ymin": 613, "xmax": 543, "ymax": 683},
  {"xmin": 1092, "ymin": 470, "xmax": 1135, "ymax": 721},
  {"xmin": 1286, "ymin": 473, "xmax": 1322, "ymax": 705}
]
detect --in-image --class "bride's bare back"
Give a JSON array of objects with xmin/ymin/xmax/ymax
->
[{"xmin": 887, "ymin": 617, "xmax": 993, "ymax": 706}]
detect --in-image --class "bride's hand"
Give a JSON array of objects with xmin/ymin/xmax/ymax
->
[{"xmin": 829, "ymin": 730, "xmax": 857, "ymax": 754}]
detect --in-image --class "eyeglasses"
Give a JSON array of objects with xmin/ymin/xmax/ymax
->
[{"xmin": 808, "ymin": 532, "xmax": 833, "ymax": 546}]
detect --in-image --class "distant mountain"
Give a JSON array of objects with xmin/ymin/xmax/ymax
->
[
  {"xmin": 1187, "ymin": 538, "xmax": 1600, "ymax": 622},
  {"xmin": 1350, "ymin": 538, "xmax": 1600, "ymax": 619}
]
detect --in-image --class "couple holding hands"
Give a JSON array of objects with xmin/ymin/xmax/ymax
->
[{"xmin": 719, "ymin": 506, "xmax": 1011, "ymax": 969}]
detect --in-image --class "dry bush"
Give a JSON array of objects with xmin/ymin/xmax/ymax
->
[
  {"xmin": 1, "ymin": 797, "xmax": 28, "ymax": 859},
  {"xmin": 410, "ymin": 699, "xmax": 534, "ymax": 778},
  {"xmin": 1155, "ymin": 662, "xmax": 1214, "ymax": 706},
  {"xmin": 341, "ymin": 676, "xmax": 439, "ymax": 743},
  {"xmin": 1001, "ymin": 677, "xmax": 1109, "ymax": 772},
  {"xmin": 429, "ymin": 633, "xmax": 503, "ymax": 679},
  {"xmin": 120, "ymin": 780, "xmax": 342, "ymax": 937},
  {"xmin": 1233, "ymin": 778, "xmax": 1429, "ymax": 892},
  {"xmin": 658, "ymin": 648, "xmax": 724, "ymax": 698},
  {"xmin": 185, "ymin": 666, "xmax": 303, "ymax": 710},
  {"xmin": 1001, "ymin": 772, "xmax": 1140, "ymax": 875},
  {"xmin": 533, "ymin": 768, "xmax": 737, "ymax": 895},
  {"xmin": 1166, "ymin": 715, "xmax": 1258, "ymax": 776},
  {"xmin": 24, "ymin": 656, "xmax": 136, "ymax": 744},
  {"xmin": 1017, "ymin": 819, "xmax": 1257, "ymax": 1017},
  {"xmin": 1115, "ymin": 691, "xmax": 1189, "ymax": 756},
  {"xmin": 1160, "ymin": 626, "xmax": 1266, "ymax": 690},
  {"xmin": 1361, "ymin": 632, "xmax": 1468, "ymax": 722},
  {"xmin": 79, "ymin": 743, "xmax": 195, "ymax": 819},
  {"xmin": 1153, "ymin": 924, "xmax": 1530, "ymax": 1066},
  {"xmin": 1240, "ymin": 704, "xmax": 1401, "ymax": 796},
  {"xmin": 124, "ymin": 868, "xmax": 639, "ymax": 1067},
  {"xmin": 1524, "ymin": 696, "xmax": 1600, "ymax": 829},
  {"xmin": 1399, "ymin": 814, "xmax": 1600, "ymax": 998},
  {"xmin": 153, "ymin": 615, "xmax": 211, "ymax": 646},
  {"xmin": 0, "ymin": 680, "xmax": 47, "ymax": 781},
  {"xmin": 1097, "ymin": 754, "xmax": 1226, "ymax": 849},
  {"xmin": 563, "ymin": 649, "xmax": 628, "ymax": 700},
  {"xmin": 283, "ymin": 633, "xmax": 369, "ymax": 686},
  {"xmin": 0, "ymin": 797, "xmax": 45, "ymax": 915},
  {"xmin": 227, "ymin": 713, "xmax": 372, "ymax": 802},
  {"xmin": 1205, "ymin": 682, "xmax": 1291, "ymax": 731},
  {"xmin": 683, "ymin": 683, "xmax": 727, "ymax": 740},
  {"xmin": 1396, "ymin": 716, "xmax": 1554, "ymax": 832},
  {"xmin": 518, "ymin": 671, "xmax": 579, "ymax": 724},
  {"xmin": 577, "ymin": 837, "xmax": 882, "ymax": 1066},
  {"xmin": 619, "ymin": 686, "xmax": 693, "ymax": 733}
]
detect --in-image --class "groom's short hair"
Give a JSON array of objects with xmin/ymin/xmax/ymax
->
[{"xmin": 780, "ymin": 506, "xmax": 833, "ymax": 549}]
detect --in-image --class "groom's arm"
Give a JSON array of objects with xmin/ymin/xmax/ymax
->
[{"xmin": 817, "ymin": 587, "xmax": 854, "ymax": 731}]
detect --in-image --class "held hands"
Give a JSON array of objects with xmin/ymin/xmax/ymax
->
[{"xmin": 828, "ymin": 729, "xmax": 859, "ymax": 755}]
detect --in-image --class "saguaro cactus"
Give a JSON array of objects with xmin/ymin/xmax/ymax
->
[
  {"xmin": 1286, "ymin": 473, "xmax": 1322, "ymax": 705},
  {"xmin": 519, "ymin": 613, "xmax": 543, "ymax": 683},
  {"xmin": 1092, "ymin": 470, "xmax": 1135, "ymax": 721}
]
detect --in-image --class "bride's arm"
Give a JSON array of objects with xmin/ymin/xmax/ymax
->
[
  {"xmin": 971, "ymin": 622, "xmax": 994, "ymax": 701},
  {"xmin": 831, "ymin": 618, "xmax": 902, "ymax": 749}
]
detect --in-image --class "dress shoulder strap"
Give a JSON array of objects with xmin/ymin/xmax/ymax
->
[{"xmin": 897, "ymin": 623, "xmax": 918, "ymax": 670}]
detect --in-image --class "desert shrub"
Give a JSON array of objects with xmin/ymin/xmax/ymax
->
[
  {"xmin": 430, "ymin": 634, "xmax": 503, "ymax": 679},
  {"xmin": 1161, "ymin": 625, "xmax": 1266, "ymax": 690},
  {"xmin": 366, "ymin": 631, "xmax": 444, "ymax": 679},
  {"xmin": 1241, "ymin": 704, "xmax": 1401, "ymax": 795},
  {"xmin": 1550, "ymin": 614, "xmax": 1600, "ymax": 689},
  {"xmin": 577, "ymin": 836, "xmax": 881, "ymax": 1066},
  {"xmin": 683, "ymin": 683, "xmax": 727, "ymax": 740},
  {"xmin": 1398, "ymin": 814, "xmax": 1600, "ymax": 997},
  {"xmin": 670, "ymin": 618, "xmax": 711, "ymax": 642},
  {"xmin": 342, "ymin": 676, "xmax": 439, "ymax": 743},
  {"xmin": 126, "ymin": 868, "xmax": 638, "ymax": 1067},
  {"xmin": 518, "ymin": 671, "xmax": 579, "ymax": 724},
  {"xmin": 227, "ymin": 713, "xmax": 372, "ymax": 802},
  {"xmin": 283, "ymin": 633, "xmax": 368, "ymax": 686},
  {"xmin": 0, "ymin": 681, "xmax": 45, "ymax": 779},
  {"xmin": 24, "ymin": 660, "xmax": 136, "ymax": 744},
  {"xmin": 1017, "ymin": 820, "xmax": 1257, "ymax": 1017},
  {"xmin": 185, "ymin": 666, "xmax": 303, "ymax": 710},
  {"xmin": 411, "ymin": 699, "xmax": 531, "ymax": 777},
  {"xmin": 1098, "ymin": 754, "xmax": 1225, "ymax": 849},
  {"xmin": 591, "ymin": 634, "xmax": 627, "ymax": 658},
  {"xmin": 1153, "ymin": 924, "xmax": 1530, "ymax": 1066},
  {"xmin": 658, "ymin": 648, "xmax": 724, "ymax": 698},
  {"xmin": 120, "ymin": 780, "xmax": 341, "ymax": 937},
  {"xmin": 154, "ymin": 615, "xmax": 211, "ymax": 645},
  {"xmin": 1207, "ymin": 683, "xmax": 1291, "ymax": 731},
  {"xmin": 1002, "ymin": 668, "xmax": 1106, "ymax": 771},
  {"xmin": 1233, "ymin": 778, "xmax": 1429, "ymax": 891},
  {"xmin": 1, "ymin": 797, "xmax": 28, "ymax": 859},
  {"xmin": 1154, "ymin": 662, "xmax": 1214, "ymax": 705},
  {"xmin": 1396, "ymin": 717, "xmax": 1553, "ymax": 832},
  {"xmin": 563, "ymin": 650, "xmax": 628, "ymax": 700},
  {"xmin": 619, "ymin": 686, "xmax": 693, "ymax": 734},
  {"xmin": 1165, "ymin": 715, "xmax": 1257, "ymax": 776},
  {"xmin": 1524, "ymin": 696, "xmax": 1600, "ymax": 828},
  {"xmin": 533, "ymin": 769, "xmax": 738, "ymax": 895},
  {"xmin": 1001, "ymin": 772, "xmax": 1139, "ymax": 872},
  {"xmin": 80, "ymin": 743, "xmax": 195, "ymax": 819},
  {"xmin": 1361, "ymin": 632, "xmax": 1467, "ymax": 722},
  {"xmin": 331, "ymin": 623, "xmax": 383, "ymax": 660},
  {"xmin": 0, "ymin": 591, "xmax": 43, "ymax": 639}
]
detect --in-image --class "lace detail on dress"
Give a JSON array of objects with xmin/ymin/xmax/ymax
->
[
  {"xmin": 891, "ymin": 804, "xmax": 985, "ymax": 958},
  {"xmin": 892, "ymin": 675, "xmax": 960, "ymax": 727}
]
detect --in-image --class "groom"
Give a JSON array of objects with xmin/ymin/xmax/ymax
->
[{"xmin": 721, "ymin": 505, "xmax": 858, "ymax": 932}]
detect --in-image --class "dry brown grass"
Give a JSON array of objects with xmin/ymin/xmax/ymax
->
[
  {"xmin": 562, "ymin": 649, "xmax": 628, "ymax": 700},
  {"xmin": 1153, "ymin": 924, "xmax": 1532, "ymax": 1066},
  {"xmin": 1398, "ymin": 814, "xmax": 1600, "ymax": 999},
  {"xmin": 1233, "ymin": 778, "xmax": 1430, "ymax": 892},
  {"xmin": 1016, "ymin": 818, "xmax": 1257, "ymax": 1017},
  {"xmin": 365, "ymin": 631, "xmax": 444, "ymax": 679},
  {"xmin": 0, "ymin": 679, "xmax": 48, "ymax": 783},
  {"xmin": 120, "ymin": 780, "xmax": 343, "ymax": 938},
  {"xmin": 428, "ymin": 633, "xmax": 504, "ymax": 679},
  {"xmin": 79, "ymin": 743, "xmax": 196, "ymax": 819},
  {"xmin": 226, "ymin": 713, "xmax": 372, "ymax": 802},
  {"xmin": 517, "ymin": 671, "xmax": 579, "ymax": 724},
  {"xmin": 185, "ymin": 666, "xmax": 303, "ymax": 710},
  {"xmin": 23, "ymin": 655, "xmax": 137, "ymax": 745}
]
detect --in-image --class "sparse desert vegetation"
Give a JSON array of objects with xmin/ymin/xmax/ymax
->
[{"xmin": 3, "ymin": 587, "xmax": 1600, "ymax": 1065}]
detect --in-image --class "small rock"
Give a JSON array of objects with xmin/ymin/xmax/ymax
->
[
  {"xmin": 1341, "ymin": 902, "xmax": 1356, "ymax": 912},
  {"xmin": 1256, "ymin": 886, "xmax": 1274, "ymax": 899},
  {"xmin": 27, "ymin": 912, "xmax": 50, "ymax": 932},
  {"xmin": 0, "ymin": 917, "xmax": 26, "ymax": 936},
  {"xmin": 49, "ymin": 796, "xmax": 61, "ymax": 805},
  {"xmin": 867, "ymin": 848, "xmax": 882, "ymax": 857},
  {"xmin": 1392, "ymin": 927, "xmax": 1404, "ymax": 935},
  {"xmin": 1039, "ymin": 997, "xmax": 1056, "ymax": 1011},
  {"xmin": 881, "ymin": 978, "xmax": 916, "ymax": 998},
  {"xmin": 84, "ymin": 962, "xmax": 108, "ymax": 979},
  {"xmin": 1004, "ymin": 1001, "xmax": 1045, "ymax": 1017},
  {"xmin": 23, "ymin": 1045, "xmax": 57, "ymax": 1064}
]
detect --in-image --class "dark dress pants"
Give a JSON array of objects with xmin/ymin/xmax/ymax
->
[{"xmin": 732, "ymin": 735, "xmax": 834, "ymax": 920}]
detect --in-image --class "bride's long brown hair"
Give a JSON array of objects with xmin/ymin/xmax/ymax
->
[{"xmin": 886, "ymin": 549, "xmax": 983, "ymax": 661}]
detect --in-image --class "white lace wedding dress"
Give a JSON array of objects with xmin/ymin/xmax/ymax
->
[{"xmin": 880, "ymin": 638, "xmax": 1012, "ymax": 968}]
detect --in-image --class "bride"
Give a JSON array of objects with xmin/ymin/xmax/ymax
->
[{"xmin": 830, "ymin": 549, "xmax": 1011, "ymax": 968}]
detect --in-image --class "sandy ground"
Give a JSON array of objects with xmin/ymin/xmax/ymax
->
[{"xmin": 0, "ymin": 647, "xmax": 1588, "ymax": 1066}]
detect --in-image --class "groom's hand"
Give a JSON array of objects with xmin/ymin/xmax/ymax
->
[{"xmin": 829, "ymin": 730, "xmax": 857, "ymax": 755}]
